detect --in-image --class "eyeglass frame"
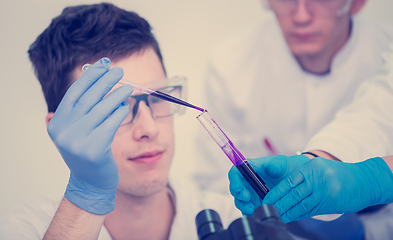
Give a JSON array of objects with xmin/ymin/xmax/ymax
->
[{"xmin": 260, "ymin": 0, "xmax": 352, "ymax": 17}]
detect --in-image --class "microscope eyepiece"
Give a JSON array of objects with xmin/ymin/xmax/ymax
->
[{"xmin": 195, "ymin": 209, "xmax": 224, "ymax": 240}]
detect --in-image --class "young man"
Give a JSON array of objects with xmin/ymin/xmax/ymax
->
[
  {"xmin": 193, "ymin": 0, "xmax": 393, "ymax": 239},
  {"xmin": 0, "ymin": 3, "xmax": 240, "ymax": 239}
]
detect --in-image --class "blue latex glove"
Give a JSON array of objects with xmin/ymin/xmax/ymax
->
[
  {"xmin": 228, "ymin": 154, "xmax": 311, "ymax": 215},
  {"xmin": 263, "ymin": 157, "xmax": 393, "ymax": 223},
  {"xmin": 47, "ymin": 58, "xmax": 133, "ymax": 215}
]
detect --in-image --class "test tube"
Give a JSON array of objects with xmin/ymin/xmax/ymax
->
[{"xmin": 197, "ymin": 110, "xmax": 270, "ymax": 200}]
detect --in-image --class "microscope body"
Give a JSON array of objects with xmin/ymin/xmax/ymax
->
[{"xmin": 196, "ymin": 204, "xmax": 294, "ymax": 240}]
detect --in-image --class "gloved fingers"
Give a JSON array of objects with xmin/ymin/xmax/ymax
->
[
  {"xmin": 49, "ymin": 85, "xmax": 132, "ymax": 152},
  {"xmin": 229, "ymin": 167, "xmax": 254, "ymax": 202},
  {"xmin": 229, "ymin": 184, "xmax": 252, "ymax": 202},
  {"xmin": 246, "ymin": 156, "xmax": 276, "ymax": 169},
  {"xmin": 263, "ymin": 155, "xmax": 291, "ymax": 178},
  {"xmin": 265, "ymin": 154, "xmax": 311, "ymax": 178},
  {"xmin": 49, "ymin": 58, "xmax": 117, "ymax": 134},
  {"xmin": 68, "ymin": 101, "xmax": 129, "ymax": 163},
  {"xmin": 271, "ymin": 175, "xmax": 312, "ymax": 215},
  {"xmin": 57, "ymin": 58, "xmax": 111, "ymax": 116},
  {"xmin": 234, "ymin": 198, "xmax": 255, "ymax": 216},
  {"xmin": 88, "ymin": 101, "xmax": 130, "ymax": 149},
  {"xmin": 50, "ymin": 101, "xmax": 129, "ymax": 169},
  {"xmin": 70, "ymin": 67, "xmax": 124, "ymax": 119},
  {"xmin": 81, "ymin": 84, "xmax": 133, "ymax": 133},
  {"xmin": 280, "ymin": 193, "xmax": 319, "ymax": 223},
  {"xmin": 229, "ymin": 167, "xmax": 246, "ymax": 193},
  {"xmin": 263, "ymin": 169, "xmax": 305, "ymax": 205},
  {"xmin": 246, "ymin": 156, "xmax": 285, "ymax": 189}
]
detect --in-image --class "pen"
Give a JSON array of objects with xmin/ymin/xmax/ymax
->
[{"xmin": 263, "ymin": 137, "xmax": 278, "ymax": 156}]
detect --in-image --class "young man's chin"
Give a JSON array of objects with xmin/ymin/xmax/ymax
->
[
  {"xmin": 289, "ymin": 44, "xmax": 324, "ymax": 59},
  {"xmin": 118, "ymin": 176, "xmax": 169, "ymax": 198}
]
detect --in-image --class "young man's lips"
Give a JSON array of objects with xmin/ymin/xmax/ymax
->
[
  {"xmin": 128, "ymin": 151, "xmax": 164, "ymax": 164},
  {"xmin": 291, "ymin": 33, "xmax": 318, "ymax": 41}
]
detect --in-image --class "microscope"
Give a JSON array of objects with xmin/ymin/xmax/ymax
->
[{"xmin": 195, "ymin": 204, "xmax": 295, "ymax": 240}]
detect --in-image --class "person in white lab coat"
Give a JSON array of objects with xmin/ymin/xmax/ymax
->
[
  {"xmin": 193, "ymin": 0, "xmax": 393, "ymax": 239},
  {"xmin": 229, "ymin": 46, "xmax": 393, "ymax": 238},
  {"xmin": 0, "ymin": 3, "xmax": 241, "ymax": 239}
]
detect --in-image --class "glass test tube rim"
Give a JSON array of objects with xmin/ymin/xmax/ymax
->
[
  {"xmin": 196, "ymin": 110, "xmax": 230, "ymax": 148},
  {"xmin": 197, "ymin": 110, "xmax": 247, "ymax": 166}
]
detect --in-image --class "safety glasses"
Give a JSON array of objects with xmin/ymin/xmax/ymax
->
[
  {"xmin": 264, "ymin": 0, "xmax": 351, "ymax": 17},
  {"xmin": 120, "ymin": 76, "xmax": 187, "ymax": 125}
]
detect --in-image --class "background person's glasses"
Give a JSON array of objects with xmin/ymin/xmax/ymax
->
[
  {"xmin": 266, "ymin": 0, "xmax": 351, "ymax": 17},
  {"xmin": 120, "ymin": 76, "xmax": 187, "ymax": 126}
]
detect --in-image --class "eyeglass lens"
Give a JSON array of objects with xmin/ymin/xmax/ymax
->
[
  {"xmin": 269, "ymin": 0, "xmax": 350, "ymax": 17},
  {"xmin": 121, "ymin": 86, "xmax": 182, "ymax": 125}
]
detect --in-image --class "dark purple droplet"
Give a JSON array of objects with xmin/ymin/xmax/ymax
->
[{"xmin": 194, "ymin": 106, "xmax": 205, "ymax": 112}]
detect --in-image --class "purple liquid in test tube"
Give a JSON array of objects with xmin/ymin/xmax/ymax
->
[{"xmin": 197, "ymin": 110, "xmax": 270, "ymax": 199}]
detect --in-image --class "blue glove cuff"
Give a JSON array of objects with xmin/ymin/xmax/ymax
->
[
  {"xmin": 64, "ymin": 174, "xmax": 116, "ymax": 215},
  {"xmin": 358, "ymin": 157, "xmax": 393, "ymax": 206}
]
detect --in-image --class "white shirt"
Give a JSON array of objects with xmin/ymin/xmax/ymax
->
[
  {"xmin": 193, "ymin": 14, "xmax": 393, "ymax": 194},
  {"xmin": 0, "ymin": 176, "xmax": 242, "ymax": 240},
  {"xmin": 304, "ymin": 43, "xmax": 393, "ymax": 163}
]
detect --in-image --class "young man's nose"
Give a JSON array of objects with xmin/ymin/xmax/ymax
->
[
  {"xmin": 292, "ymin": 0, "xmax": 313, "ymax": 25},
  {"xmin": 132, "ymin": 101, "xmax": 159, "ymax": 140}
]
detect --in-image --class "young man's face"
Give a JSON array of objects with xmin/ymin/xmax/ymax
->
[
  {"xmin": 108, "ymin": 48, "xmax": 174, "ymax": 198},
  {"xmin": 268, "ymin": 0, "xmax": 354, "ymax": 58}
]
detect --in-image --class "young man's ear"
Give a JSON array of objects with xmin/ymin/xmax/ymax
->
[
  {"xmin": 350, "ymin": 0, "xmax": 367, "ymax": 15},
  {"xmin": 46, "ymin": 112, "xmax": 55, "ymax": 126}
]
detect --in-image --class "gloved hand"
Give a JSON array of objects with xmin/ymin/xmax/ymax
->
[
  {"xmin": 263, "ymin": 156, "xmax": 393, "ymax": 223},
  {"xmin": 47, "ymin": 58, "xmax": 133, "ymax": 215},
  {"xmin": 228, "ymin": 154, "xmax": 311, "ymax": 215}
]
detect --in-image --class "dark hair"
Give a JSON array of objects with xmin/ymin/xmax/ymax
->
[{"xmin": 28, "ymin": 2, "xmax": 165, "ymax": 112}]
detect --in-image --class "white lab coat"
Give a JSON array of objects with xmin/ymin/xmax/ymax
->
[
  {"xmin": 0, "ymin": 176, "xmax": 242, "ymax": 240},
  {"xmin": 192, "ymin": 14, "xmax": 393, "ymax": 240},
  {"xmin": 304, "ymin": 43, "xmax": 393, "ymax": 163}
]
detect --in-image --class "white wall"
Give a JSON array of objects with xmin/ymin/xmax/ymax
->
[{"xmin": 0, "ymin": 0, "xmax": 392, "ymax": 215}]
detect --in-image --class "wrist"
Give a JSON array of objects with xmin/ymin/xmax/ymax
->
[
  {"xmin": 65, "ymin": 174, "xmax": 116, "ymax": 215},
  {"xmin": 357, "ymin": 157, "xmax": 393, "ymax": 206},
  {"xmin": 43, "ymin": 197, "xmax": 106, "ymax": 239}
]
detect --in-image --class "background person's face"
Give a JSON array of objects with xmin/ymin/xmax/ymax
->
[
  {"xmin": 109, "ymin": 48, "xmax": 174, "ymax": 198},
  {"xmin": 269, "ymin": 0, "xmax": 352, "ymax": 58}
]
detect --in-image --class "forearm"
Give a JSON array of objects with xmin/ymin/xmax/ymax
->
[
  {"xmin": 382, "ymin": 155, "xmax": 393, "ymax": 173},
  {"xmin": 43, "ymin": 197, "xmax": 105, "ymax": 240}
]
